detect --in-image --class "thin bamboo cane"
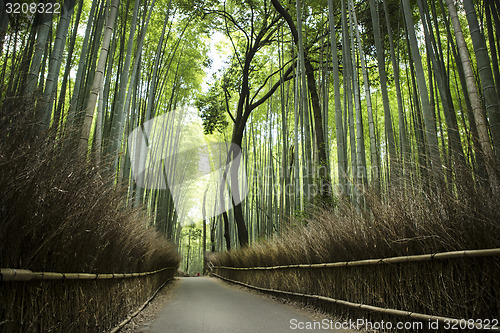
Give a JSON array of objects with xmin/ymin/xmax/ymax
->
[
  {"xmin": 212, "ymin": 248, "xmax": 500, "ymax": 270},
  {"xmin": 109, "ymin": 276, "xmax": 175, "ymax": 333},
  {"xmin": 213, "ymin": 273, "xmax": 500, "ymax": 331},
  {"xmin": 0, "ymin": 267, "xmax": 177, "ymax": 282}
]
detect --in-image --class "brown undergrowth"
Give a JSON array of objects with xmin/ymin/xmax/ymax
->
[
  {"xmin": 210, "ymin": 173, "xmax": 500, "ymax": 331},
  {"xmin": 0, "ymin": 105, "xmax": 180, "ymax": 332}
]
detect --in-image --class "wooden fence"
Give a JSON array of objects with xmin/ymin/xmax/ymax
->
[
  {"xmin": 213, "ymin": 248, "xmax": 500, "ymax": 270},
  {"xmin": 0, "ymin": 266, "xmax": 175, "ymax": 282},
  {"xmin": 212, "ymin": 248, "xmax": 500, "ymax": 331},
  {"xmin": 1, "ymin": 266, "xmax": 178, "ymax": 332}
]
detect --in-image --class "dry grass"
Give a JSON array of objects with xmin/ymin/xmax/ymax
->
[
  {"xmin": 0, "ymin": 105, "xmax": 180, "ymax": 332},
  {"xmin": 210, "ymin": 172, "xmax": 500, "ymax": 329}
]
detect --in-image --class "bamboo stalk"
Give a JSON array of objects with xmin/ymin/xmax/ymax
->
[
  {"xmin": 213, "ymin": 273, "xmax": 500, "ymax": 331},
  {"xmin": 212, "ymin": 248, "xmax": 500, "ymax": 270},
  {"xmin": 0, "ymin": 267, "xmax": 177, "ymax": 282}
]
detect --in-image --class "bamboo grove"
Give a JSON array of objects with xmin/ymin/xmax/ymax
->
[{"xmin": 1, "ymin": 0, "xmax": 499, "ymax": 260}]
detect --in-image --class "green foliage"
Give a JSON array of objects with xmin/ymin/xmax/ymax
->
[
  {"xmin": 180, "ymin": 223, "xmax": 204, "ymax": 274},
  {"xmin": 292, "ymin": 209, "xmax": 310, "ymax": 226},
  {"xmin": 1, "ymin": 0, "xmax": 498, "ymax": 293},
  {"xmin": 345, "ymin": 0, "xmax": 410, "ymax": 59},
  {"xmin": 196, "ymin": 77, "xmax": 230, "ymax": 134},
  {"xmin": 182, "ymin": 223, "xmax": 203, "ymax": 243}
]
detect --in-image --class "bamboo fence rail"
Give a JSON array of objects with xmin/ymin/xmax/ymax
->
[
  {"xmin": 212, "ymin": 248, "xmax": 500, "ymax": 270},
  {"xmin": 0, "ymin": 267, "xmax": 177, "ymax": 282},
  {"xmin": 212, "ymin": 248, "xmax": 500, "ymax": 330},
  {"xmin": 212, "ymin": 273, "xmax": 500, "ymax": 331},
  {"xmin": 109, "ymin": 276, "xmax": 175, "ymax": 333}
]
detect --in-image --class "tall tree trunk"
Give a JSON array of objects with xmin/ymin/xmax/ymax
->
[
  {"xmin": 402, "ymin": 0, "xmax": 443, "ymax": 185},
  {"xmin": 122, "ymin": 0, "xmax": 158, "ymax": 184},
  {"xmin": 463, "ymin": 0, "xmax": 500, "ymax": 153},
  {"xmin": 67, "ymin": 0, "xmax": 99, "ymax": 130},
  {"xmin": 222, "ymin": 211, "xmax": 231, "ymax": 250},
  {"xmin": 54, "ymin": 0, "xmax": 84, "ymax": 134},
  {"xmin": 304, "ymin": 59, "xmax": 331, "ymax": 199},
  {"xmin": 279, "ymin": 28, "xmax": 291, "ymax": 219},
  {"xmin": 38, "ymin": 0, "xmax": 75, "ymax": 133},
  {"xmin": 0, "ymin": 2, "xmax": 8, "ymax": 57},
  {"xmin": 369, "ymin": 0, "xmax": 397, "ymax": 182},
  {"xmin": 418, "ymin": 0, "xmax": 468, "ymax": 180},
  {"xmin": 446, "ymin": 0, "xmax": 499, "ymax": 190},
  {"xmin": 352, "ymin": 2, "xmax": 379, "ymax": 195},
  {"xmin": 210, "ymin": 216, "xmax": 216, "ymax": 252},
  {"xmin": 383, "ymin": 0, "xmax": 409, "ymax": 169},
  {"xmin": 271, "ymin": 0, "xmax": 331, "ymax": 201},
  {"xmin": 342, "ymin": 0, "xmax": 356, "ymax": 201},
  {"xmin": 293, "ymin": 63, "xmax": 301, "ymax": 210},
  {"xmin": 107, "ymin": 0, "xmax": 142, "ymax": 161},
  {"xmin": 328, "ymin": 0, "xmax": 348, "ymax": 199},
  {"xmin": 202, "ymin": 188, "xmax": 208, "ymax": 274},
  {"xmin": 486, "ymin": 0, "xmax": 500, "ymax": 98},
  {"xmin": 78, "ymin": 0, "xmax": 120, "ymax": 155},
  {"xmin": 186, "ymin": 231, "xmax": 190, "ymax": 273},
  {"xmin": 406, "ymin": 43, "xmax": 429, "ymax": 187},
  {"xmin": 349, "ymin": 0, "xmax": 367, "ymax": 198},
  {"xmin": 438, "ymin": 0, "xmax": 486, "ymax": 182},
  {"xmin": 25, "ymin": 12, "xmax": 52, "ymax": 99},
  {"xmin": 12, "ymin": 18, "xmax": 37, "ymax": 97},
  {"xmin": 215, "ymin": 2, "xmax": 296, "ymax": 247},
  {"xmin": 295, "ymin": 0, "xmax": 313, "ymax": 202}
]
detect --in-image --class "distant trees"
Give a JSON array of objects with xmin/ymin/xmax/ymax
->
[
  {"xmin": 1, "ymin": 0, "xmax": 206, "ymax": 250},
  {"xmin": 195, "ymin": 0, "xmax": 295, "ymax": 246},
  {"xmin": 197, "ymin": 0, "xmax": 500, "ymax": 250},
  {"xmin": 271, "ymin": 0, "xmax": 331, "ymax": 202},
  {"xmin": 1, "ymin": 0, "xmax": 499, "ymax": 256},
  {"xmin": 181, "ymin": 223, "xmax": 202, "ymax": 273}
]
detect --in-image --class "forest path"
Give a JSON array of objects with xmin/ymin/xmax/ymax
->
[{"xmin": 141, "ymin": 277, "xmax": 355, "ymax": 333}]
